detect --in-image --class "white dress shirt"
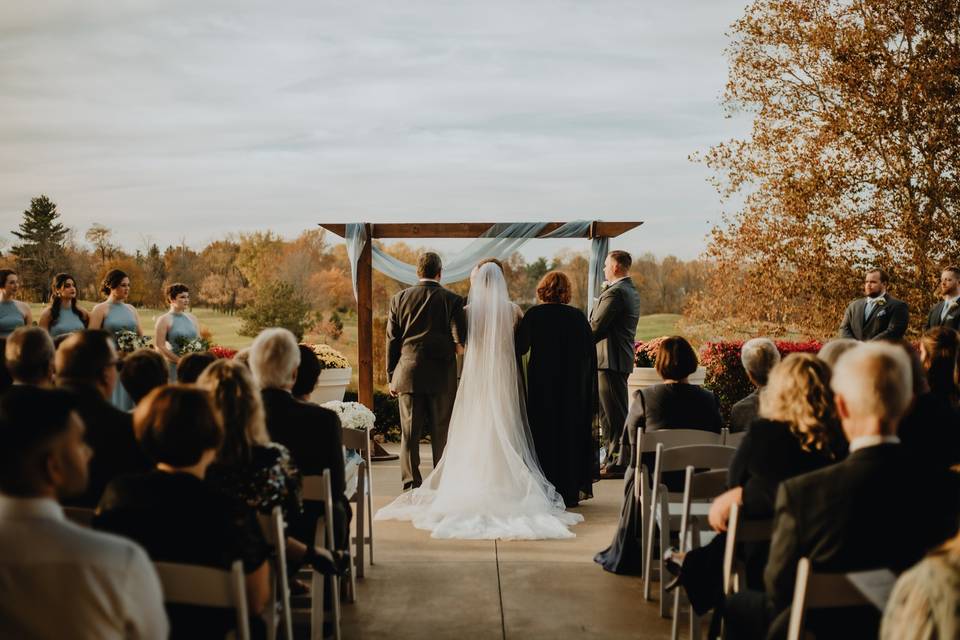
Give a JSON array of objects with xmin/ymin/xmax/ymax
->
[
  {"xmin": 0, "ymin": 496, "xmax": 168, "ymax": 639},
  {"xmin": 848, "ymin": 434, "xmax": 900, "ymax": 454}
]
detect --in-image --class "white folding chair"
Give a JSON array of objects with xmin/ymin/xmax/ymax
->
[
  {"xmin": 720, "ymin": 427, "xmax": 746, "ymax": 449},
  {"xmin": 154, "ymin": 559, "xmax": 250, "ymax": 640},
  {"xmin": 298, "ymin": 470, "xmax": 341, "ymax": 640},
  {"xmin": 722, "ymin": 502, "xmax": 773, "ymax": 597},
  {"xmin": 635, "ymin": 428, "xmax": 724, "ymax": 593},
  {"xmin": 786, "ymin": 558, "xmax": 891, "ymax": 640},
  {"xmin": 341, "ymin": 427, "xmax": 374, "ymax": 579},
  {"xmin": 257, "ymin": 507, "xmax": 293, "ymax": 640},
  {"xmin": 644, "ymin": 443, "xmax": 737, "ymax": 617},
  {"xmin": 63, "ymin": 506, "xmax": 95, "ymax": 528},
  {"xmin": 671, "ymin": 467, "xmax": 728, "ymax": 640}
]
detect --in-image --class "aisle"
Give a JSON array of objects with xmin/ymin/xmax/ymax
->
[{"xmin": 341, "ymin": 444, "xmax": 672, "ymax": 639}]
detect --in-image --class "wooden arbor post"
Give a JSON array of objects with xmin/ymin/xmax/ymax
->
[{"xmin": 318, "ymin": 221, "xmax": 643, "ymax": 414}]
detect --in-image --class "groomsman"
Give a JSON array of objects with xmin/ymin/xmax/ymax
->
[
  {"xmin": 838, "ymin": 269, "xmax": 908, "ymax": 341},
  {"xmin": 386, "ymin": 252, "xmax": 467, "ymax": 490},
  {"xmin": 924, "ymin": 266, "xmax": 960, "ymax": 331},
  {"xmin": 590, "ymin": 250, "xmax": 641, "ymax": 478}
]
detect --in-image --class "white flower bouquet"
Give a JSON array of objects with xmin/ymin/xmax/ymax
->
[
  {"xmin": 115, "ymin": 330, "xmax": 152, "ymax": 354},
  {"xmin": 173, "ymin": 335, "xmax": 211, "ymax": 355},
  {"xmin": 321, "ymin": 400, "xmax": 375, "ymax": 432}
]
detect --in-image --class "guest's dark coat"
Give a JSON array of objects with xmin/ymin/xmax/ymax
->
[
  {"xmin": 838, "ymin": 293, "xmax": 908, "ymax": 341},
  {"xmin": 60, "ymin": 380, "xmax": 151, "ymax": 508},
  {"xmin": 897, "ymin": 391, "xmax": 960, "ymax": 471},
  {"xmin": 728, "ymin": 390, "xmax": 760, "ymax": 434}
]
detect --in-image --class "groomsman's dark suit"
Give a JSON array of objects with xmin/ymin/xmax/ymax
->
[
  {"xmin": 590, "ymin": 277, "xmax": 641, "ymax": 468},
  {"xmin": 387, "ymin": 280, "xmax": 467, "ymax": 489},
  {"xmin": 838, "ymin": 293, "xmax": 908, "ymax": 341},
  {"xmin": 924, "ymin": 298, "xmax": 960, "ymax": 331}
]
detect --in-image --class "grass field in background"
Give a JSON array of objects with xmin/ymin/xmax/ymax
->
[{"xmin": 634, "ymin": 313, "xmax": 681, "ymax": 341}]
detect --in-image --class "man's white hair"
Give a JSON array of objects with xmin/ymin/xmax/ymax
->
[
  {"xmin": 830, "ymin": 343, "xmax": 913, "ymax": 430},
  {"xmin": 740, "ymin": 338, "xmax": 781, "ymax": 386},
  {"xmin": 249, "ymin": 328, "xmax": 301, "ymax": 390}
]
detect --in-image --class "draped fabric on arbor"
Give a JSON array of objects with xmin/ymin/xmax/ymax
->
[{"xmin": 345, "ymin": 221, "xmax": 609, "ymax": 309}]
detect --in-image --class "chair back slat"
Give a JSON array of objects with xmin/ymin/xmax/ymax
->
[
  {"xmin": 786, "ymin": 557, "xmax": 880, "ymax": 640},
  {"xmin": 724, "ymin": 503, "xmax": 774, "ymax": 596},
  {"xmin": 639, "ymin": 429, "xmax": 723, "ymax": 453},
  {"xmin": 155, "ymin": 559, "xmax": 250, "ymax": 640},
  {"xmin": 657, "ymin": 443, "xmax": 737, "ymax": 473},
  {"xmin": 722, "ymin": 428, "xmax": 747, "ymax": 448},
  {"xmin": 301, "ymin": 475, "xmax": 327, "ymax": 501},
  {"xmin": 687, "ymin": 469, "xmax": 728, "ymax": 499},
  {"xmin": 341, "ymin": 428, "xmax": 368, "ymax": 452}
]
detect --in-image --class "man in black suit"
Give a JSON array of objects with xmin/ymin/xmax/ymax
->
[
  {"xmin": 250, "ymin": 328, "xmax": 350, "ymax": 548},
  {"xmin": 725, "ymin": 342, "xmax": 959, "ymax": 639},
  {"xmin": 386, "ymin": 252, "xmax": 467, "ymax": 490},
  {"xmin": 54, "ymin": 330, "xmax": 151, "ymax": 507},
  {"xmin": 838, "ymin": 269, "xmax": 909, "ymax": 340},
  {"xmin": 590, "ymin": 250, "xmax": 641, "ymax": 477},
  {"xmin": 924, "ymin": 266, "xmax": 960, "ymax": 331}
]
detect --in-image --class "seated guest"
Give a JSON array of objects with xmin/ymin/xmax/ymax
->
[
  {"xmin": 174, "ymin": 351, "xmax": 216, "ymax": 384},
  {"xmin": 899, "ymin": 327, "xmax": 960, "ymax": 470},
  {"xmin": 119, "ymin": 348, "xmax": 168, "ymax": 407},
  {"xmin": 250, "ymin": 328, "xmax": 350, "ymax": 550},
  {"xmin": 5, "ymin": 326, "xmax": 56, "ymax": 387},
  {"xmin": 292, "ymin": 344, "xmax": 321, "ymax": 401},
  {"xmin": 816, "ymin": 337, "xmax": 859, "ymax": 369},
  {"xmin": 0, "ymin": 386, "xmax": 168, "ymax": 639},
  {"xmin": 725, "ymin": 343, "xmax": 960, "ymax": 640},
  {"xmin": 595, "ymin": 335, "xmax": 722, "ymax": 574},
  {"xmin": 881, "ymin": 529, "xmax": 960, "ymax": 640},
  {"xmin": 95, "ymin": 385, "xmax": 270, "ymax": 639},
  {"xmin": 0, "ymin": 338, "xmax": 12, "ymax": 393},
  {"xmin": 234, "ymin": 347, "xmax": 252, "ymax": 369},
  {"xmin": 729, "ymin": 337, "xmax": 780, "ymax": 433},
  {"xmin": 667, "ymin": 354, "xmax": 845, "ymax": 617},
  {"xmin": 55, "ymin": 330, "xmax": 151, "ymax": 507}
]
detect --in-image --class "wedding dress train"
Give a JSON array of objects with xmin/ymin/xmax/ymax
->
[{"xmin": 375, "ymin": 263, "xmax": 583, "ymax": 540}]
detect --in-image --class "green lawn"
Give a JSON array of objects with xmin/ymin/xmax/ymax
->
[{"xmin": 635, "ymin": 313, "xmax": 681, "ymax": 341}]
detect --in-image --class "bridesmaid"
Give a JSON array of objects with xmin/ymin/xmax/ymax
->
[
  {"xmin": 39, "ymin": 273, "xmax": 89, "ymax": 338},
  {"xmin": 0, "ymin": 269, "xmax": 33, "ymax": 338},
  {"xmin": 154, "ymin": 282, "xmax": 201, "ymax": 381},
  {"xmin": 89, "ymin": 269, "xmax": 143, "ymax": 410}
]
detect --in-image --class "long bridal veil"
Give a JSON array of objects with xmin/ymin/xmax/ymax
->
[{"xmin": 375, "ymin": 263, "xmax": 583, "ymax": 539}]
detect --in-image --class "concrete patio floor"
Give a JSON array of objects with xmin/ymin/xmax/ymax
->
[{"xmin": 340, "ymin": 444, "xmax": 672, "ymax": 640}]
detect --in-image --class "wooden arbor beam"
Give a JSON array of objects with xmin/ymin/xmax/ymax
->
[{"xmin": 317, "ymin": 220, "xmax": 644, "ymax": 413}]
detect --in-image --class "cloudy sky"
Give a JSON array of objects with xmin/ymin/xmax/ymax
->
[{"xmin": 0, "ymin": 0, "xmax": 751, "ymax": 260}]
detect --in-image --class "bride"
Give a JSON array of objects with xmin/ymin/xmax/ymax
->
[{"xmin": 375, "ymin": 262, "xmax": 583, "ymax": 540}]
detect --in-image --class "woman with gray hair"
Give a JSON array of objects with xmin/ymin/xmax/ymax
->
[
  {"xmin": 730, "ymin": 338, "xmax": 781, "ymax": 433},
  {"xmin": 250, "ymin": 328, "xmax": 351, "ymax": 550}
]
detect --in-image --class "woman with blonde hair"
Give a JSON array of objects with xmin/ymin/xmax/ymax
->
[{"xmin": 664, "ymin": 353, "xmax": 846, "ymax": 617}]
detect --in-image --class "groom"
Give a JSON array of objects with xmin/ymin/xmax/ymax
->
[{"xmin": 386, "ymin": 252, "xmax": 467, "ymax": 490}]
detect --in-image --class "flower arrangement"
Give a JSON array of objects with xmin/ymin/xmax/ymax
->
[
  {"xmin": 321, "ymin": 400, "xmax": 375, "ymax": 432},
  {"xmin": 115, "ymin": 330, "xmax": 152, "ymax": 353},
  {"xmin": 634, "ymin": 336, "xmax": 669, "ymax": 368},
  {"xmin": 173, "ymin": 335, "xmax": 211, "ymax": 355},
  {"xmin": 306, "ymin": 343, "xmax": 350, "ymax": 371},
  {"xmin": 209, "ymin": 345, "xmax": 239, "ymax": 359}
]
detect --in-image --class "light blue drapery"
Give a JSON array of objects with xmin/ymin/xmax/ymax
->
[{"xmin": 344, "ymin": 221, "xmax": 609, "ymax": 310}]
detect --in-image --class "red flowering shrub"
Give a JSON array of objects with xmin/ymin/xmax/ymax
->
[
  {"xmin": 209, "ymin": 345, "xmax": 239, "ymax": 359},
  {"xmin": 700, "ymin": 339, "xmax": 823, "ymax": 423}
]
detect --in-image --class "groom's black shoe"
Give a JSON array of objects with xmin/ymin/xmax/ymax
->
[{"xmin": 599, "ymin": 465, "xmax": 625, "ymax": 480}]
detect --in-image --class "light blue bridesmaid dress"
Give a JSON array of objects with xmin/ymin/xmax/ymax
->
[
  {"xmin": 102, "ymin": 302, "xmax": 139, "ymax": 411},
  {"xmin": 49, "ymin": 306, "xmax": 86, "ymax": 338},
  {"xmin": 165, "ymin": 312, "xmax": 199, "ymax": 381},
  {"xmin": 0, "ymin": 300, "xmax": 26, "ymax": 338}
]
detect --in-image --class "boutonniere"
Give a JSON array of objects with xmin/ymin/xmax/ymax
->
[
  {"xmin": 875, "ymin": 297, "xmax": 887, "ymax": 307},
  {"xmin": 948, "ymin": 300, "xmax": 959, "ymax": 311},
  {"xmin": 601, "ymin": 281, "xmax": 610, "ymax": 292}
]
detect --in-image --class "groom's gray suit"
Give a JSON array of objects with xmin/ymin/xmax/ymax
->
[
  {"xmin": 387, "ymin": 280, "xmax": 467, "ymax": 489},
  {"xmin": 590, "ymin": 277, "xmax": 641, "ymax": 468}
]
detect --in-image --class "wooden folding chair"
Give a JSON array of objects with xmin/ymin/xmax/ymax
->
[
  {"xmin": 341, "ymin": 427, "xmax": 374, "ymax": 579},
  {"xmin": 722, "ymin": 502, "xmax": 773, "ymax": 597},
  {"xmin": 63, "ymin": 506, "xmax": 95, "ymax": 527},
  {"xmin": 671, "ymin": 467, "xmax": 728, "ymax": 640},
  {"xmin": 257, "ymin": 506, "xmax": 293, "ymax": 640},
  {"xmin": 154, "ymin": 559, "xmax": 250, "ymax": 640},
  {"xmin": 786, "ymin": 558, "xmax": 893, "ymax": 640},
  {"xmin": 635, "ymin": 428, "xmax": 724, "ymax": 592},
  {"xmin": 720, "ymin": 427, "xmax": 746, "ymax": 449},
  {"xmin": 643, "ymin": 442, "xmax": 737, "ymax": 617},
  {"xmin": 298, "ymin": 470, "xmax": 342, "ymax": 640}
]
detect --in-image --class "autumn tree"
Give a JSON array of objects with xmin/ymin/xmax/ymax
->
[
  {"xmin": 199, "ymin": 239, "xmax": 249, "ymax": 312},
  {"xmin": 10, "ymin": 195, "xmax": 69, "ymax": 300},
  {"xmin": 238, "ymin": 280, "xmax": 313, "ymax": 340},
  {"xmin": 691, "ymin": 0, "xmax": 960, "ymax": 338},
  {"xmin": 85, "ymin": 223, "xmax": 115, "ymax": 265}
]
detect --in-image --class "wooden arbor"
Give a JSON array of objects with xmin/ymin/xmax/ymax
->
[{"xmin": 317, "ymin": 222, "xmax": 643, "ymax": 410}]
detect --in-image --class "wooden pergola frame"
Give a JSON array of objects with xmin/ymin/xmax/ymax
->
[{"xmin": 317, "ymin": 221, "xmax": 643, "ymax": 410}]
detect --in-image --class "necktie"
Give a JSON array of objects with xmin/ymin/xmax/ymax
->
[
  {"xmin": 943, "ymin": 299, "xmax": 953, "ymax": 322},
  {"xmin": 864, "ymin": 299, "xmax": 875, "ymax": 321}
]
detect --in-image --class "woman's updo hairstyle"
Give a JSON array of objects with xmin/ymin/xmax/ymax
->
[
  {"xmin": 166, "ymin": 282, "xmax": 189, "ymax": 302},
  {"xmin": 100, "ymin": 269, "xmax": 129, "ymax": 296}
]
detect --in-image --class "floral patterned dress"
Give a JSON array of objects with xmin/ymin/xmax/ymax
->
[
  {"xmin": 206, "ymin": 442, "xmax": 303, "ymax": 522},
  {"xmin": 881, "ymin": 550, "xmax": 960, "ymax": 640}
]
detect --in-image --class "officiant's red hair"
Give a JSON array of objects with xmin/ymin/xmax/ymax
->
[{"xmin": 536, "ymin": 271, "xmax": 572, "ymax": 304}]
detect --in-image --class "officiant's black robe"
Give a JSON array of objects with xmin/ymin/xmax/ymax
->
[{"xmin": 516, "ymin": 302, "xmax": 598, "ymax": 507}]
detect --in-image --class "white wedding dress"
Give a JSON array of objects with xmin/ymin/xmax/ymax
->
[{"xmin": 374, "ymin": 263, "xmax": 583, "ymax": 540}]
